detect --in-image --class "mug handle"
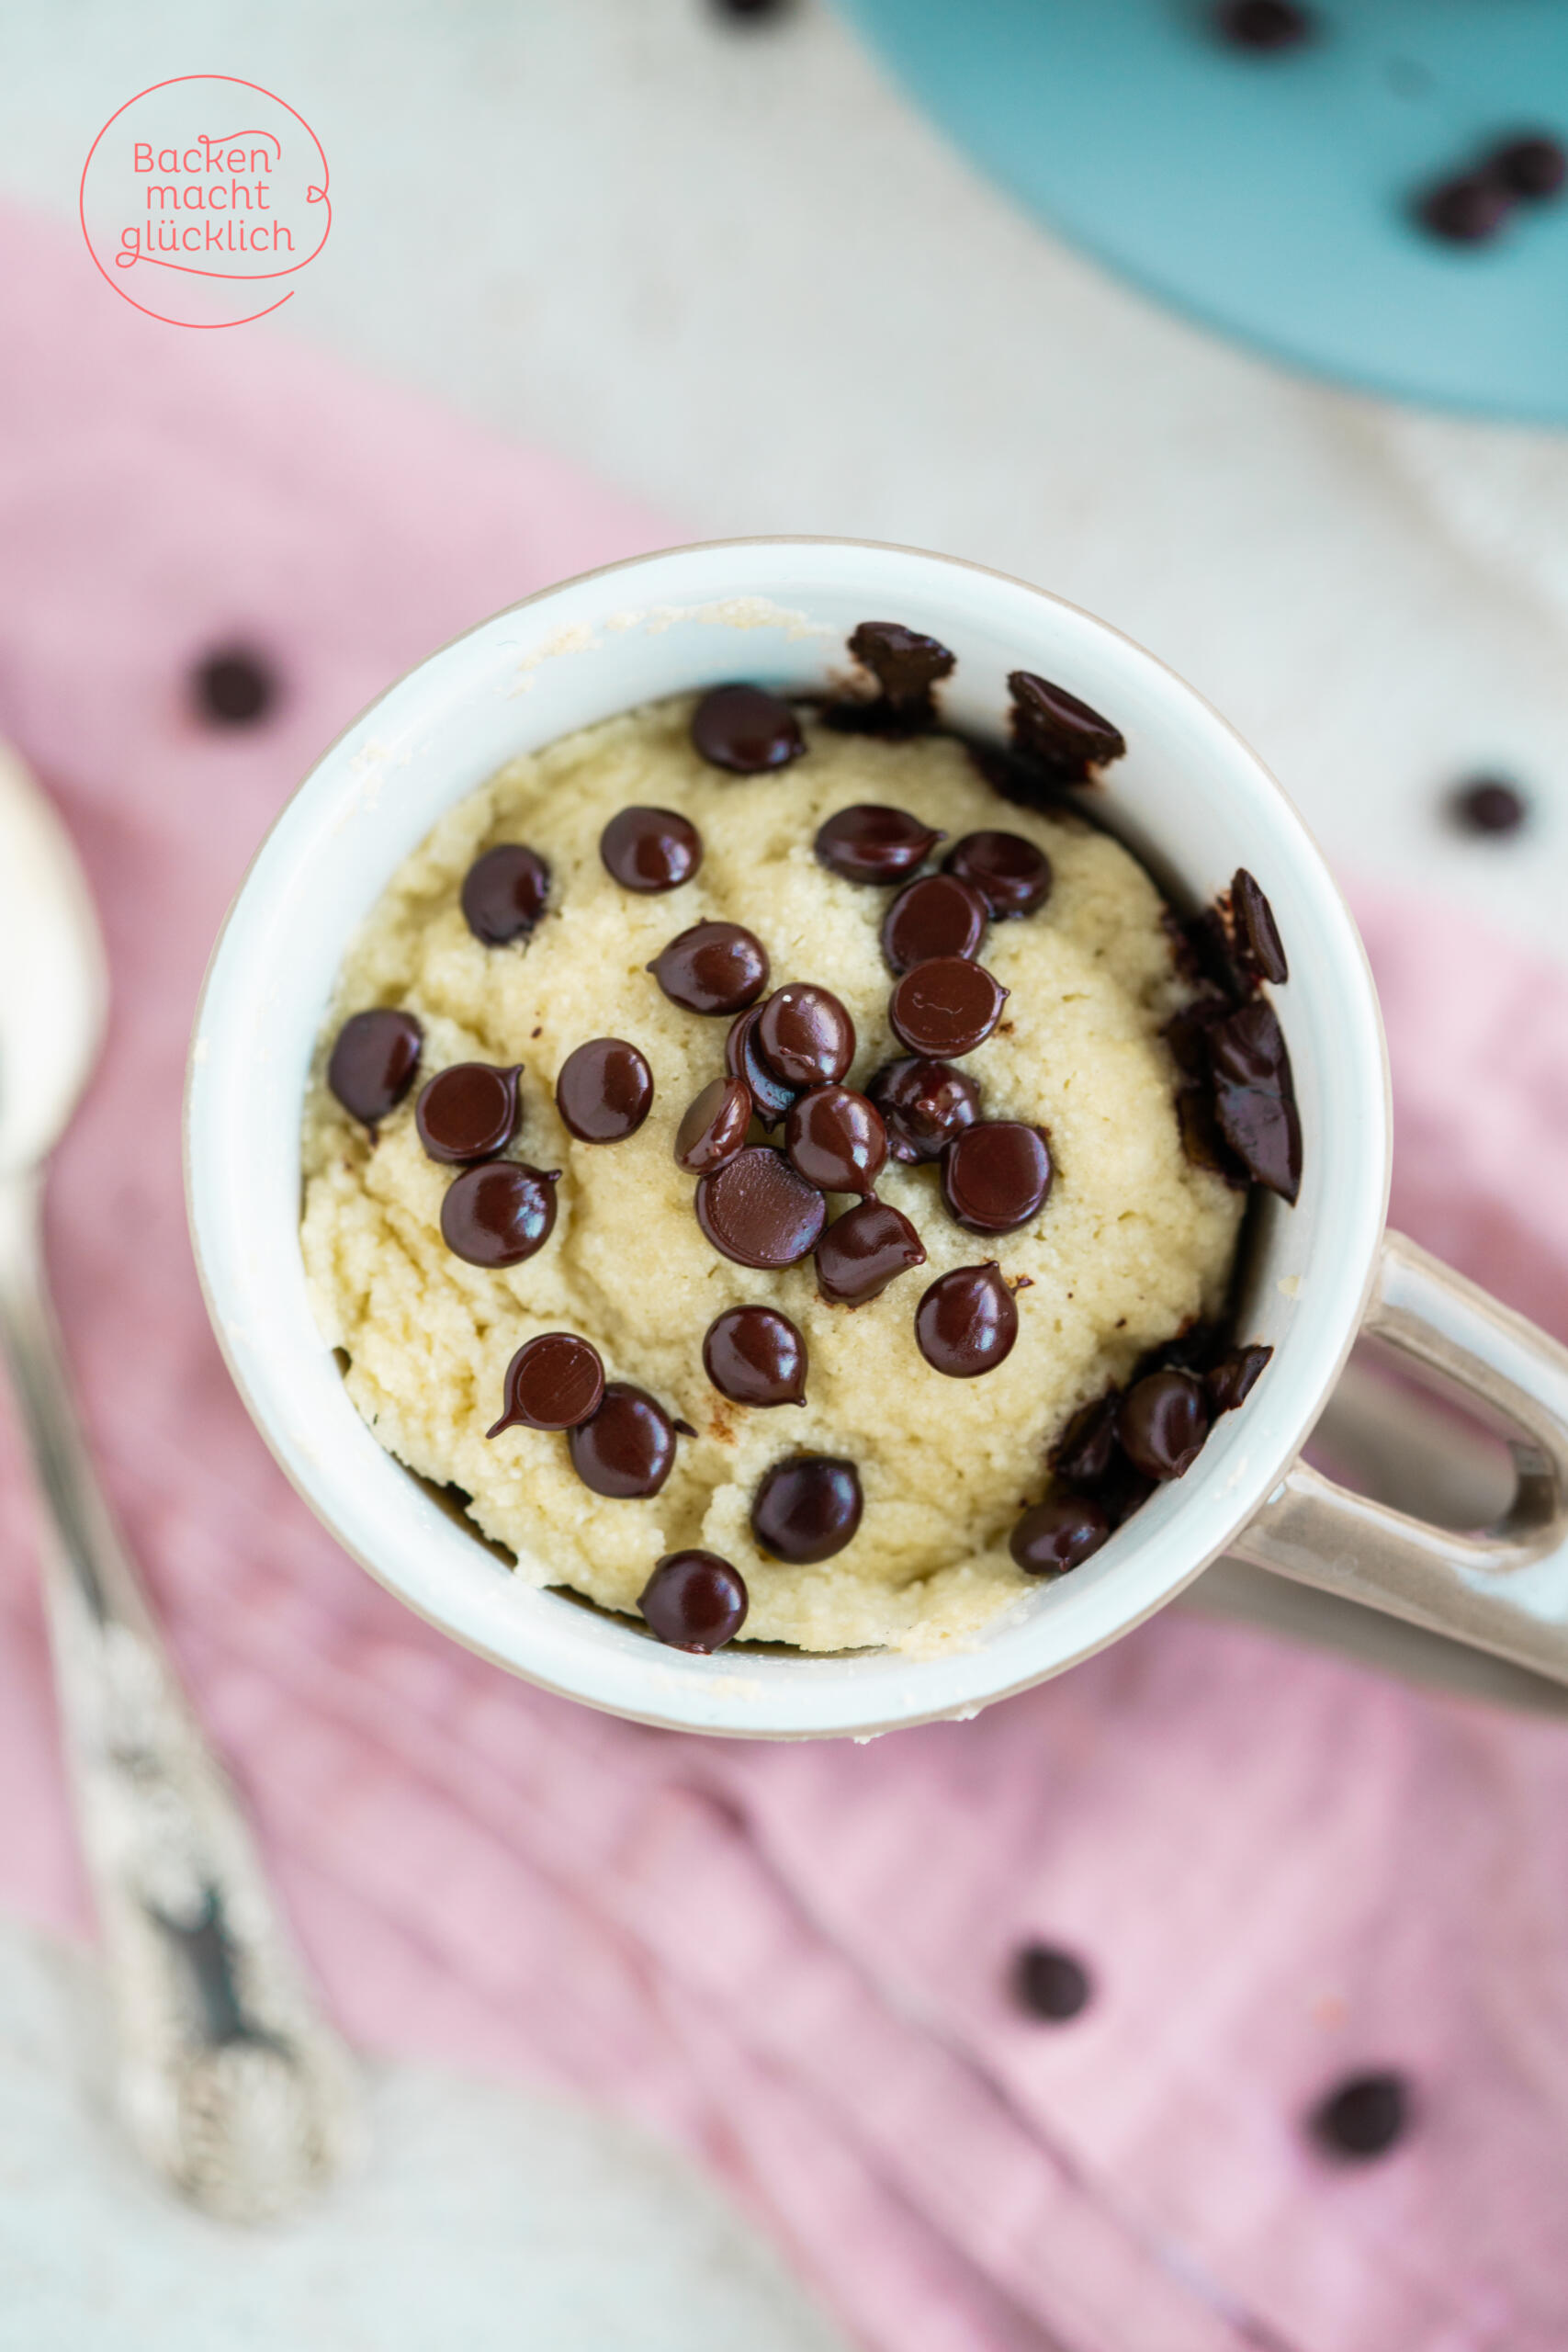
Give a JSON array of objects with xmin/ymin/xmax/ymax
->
[{"xmin": 1231, "ymin": 1232, "xmax": 1568, "ymax": 1683}]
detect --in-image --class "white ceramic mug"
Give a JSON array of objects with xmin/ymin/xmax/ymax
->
[{"xmin": 185, "ymin": 538, "xmax": 1568, "ymax": 1739}]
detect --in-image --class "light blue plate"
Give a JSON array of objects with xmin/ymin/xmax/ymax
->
[{"xmin": 836, "ymin": 0, "xmax": 1568, "ymax": 423}]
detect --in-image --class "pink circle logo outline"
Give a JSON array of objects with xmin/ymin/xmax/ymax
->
[{"xmin": 80, "ymin": 74, "xmax": 332, "ymax": 330}]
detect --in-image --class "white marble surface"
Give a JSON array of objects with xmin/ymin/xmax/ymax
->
[
  {"xmin": 0, "ymin": 1917, "xmax": 846, "ymax": 2352},
  {"xmin": 4, "ymin": 0, "xmax": 1567, "ymax": 956}
]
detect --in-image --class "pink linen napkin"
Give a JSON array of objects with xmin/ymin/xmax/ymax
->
[{"xmin": 3, "ymin": 201, "xmax": 1568, "ymax": 2352}]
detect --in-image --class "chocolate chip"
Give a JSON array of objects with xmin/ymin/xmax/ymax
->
[
  {"xmin": 757, "ymin": 984, "xmax": 855, "ymax": 1086},
  {"xmin": 440, "ymin": 1161, "xmax": 559, "ymax": 1267},
  {"xmin": 1165, "ymin": 994, "xmax": 1230, "ymax": 1078},
  {"xmin": 650, "ymin": 922, "xmax": 770, "ymax": 1015},
  {"xmin": 639, "ymin": 1551, "xmax": 749, "ymax": 1651},
  {"xmin": 1010, "ymin": 1495, "xmax": 1111, "ymax": 1577},
  {"xmin": 815, "ymin": 804, "xmax": 943, "ymax": 884},
  {"xmin": 1013, "ymin": 1942, "xmax": 1094, "ymax": 2020},
  {"xmin": 703, "ymin": 1306, "xmax": 807, "ymax": 1408},
  {"xmin": 942, "ymin": 831, "xmax": 1053, "ymax": 919},
  {"xmin": 487, "ymin": 1332, "xmax": 605, "ymax": 1435},
  {"xmin": 1119, "ymin": 1371, "xmax": 1209, "ymax": 1479},
  {"xmin": 691, "ymin": 684, "xmax": 805, "ymax": 774},
  {"xmin": 914, "ymin": 1263, "xmax": 1018, "ymax": 1377},
  {"xmin": 751, "ymin": 1454, "xmax": 863, "ymax": 1563},
  {"xmin": 1450, "ymin": 776, "xmax": 1527, "ymax": 835},
  {"xmin": 1491, "ymin": 134, "xmax": 1567, "ymax": 200},
  {"xmin": 881, "ymin": 874, "xmax": 990, "ymax": 974},
  {"xmin": 1213, "ymin": 0, "xmax": 1314, "ymax": 49},
  {"xmin": 567, "ymin": 1381, "xmax": 676, "ymax": 1498},
  {"xmin": 786, "ymin": 1086, "xmax": 887, "ymax": 1195},
  {"xmin": 941, "ymin": 1122, "xmax": 1053, "ymax": 1234},
  {"xmin": 1231, "ymin": 869, "xmax": 1289, "ymax": 985},
  {"xmin": 815, "ymin": 1198, "xmax": 926, "ymax": 1306},
  {"xmin": 415, "ymin": 1062, "xmax": 522, "ymax": 1164},
  {"xmin": 327, "ymin": 1009, "xmax": 423, "ymax": 1127},
  {"xmin": 1210, "ymin": 999, "xmax": 1287, "ymax": 1085},
  {"xmin": 726, "ymin": 1001, "xmax": 797, "ymax": 1129},
  {"xmin": 556, "ymin": 1038, "xmax": 655, "ymax": 1142},
  {"xmin": 1008, "ymin": 671, "xmax": 1126, "ymax": 782},
  {"xmin": 1052, "ymin": 1394, "xmax": 1119, "ymax": 1485},
  {"xmin": 1416, "ymin": 174, "xmax": 1512, "ymax": 243},
  {"xmin": 694, "ymin": 1146, "xmax": 827, "ymax": 1269},
  {"xmin": 847, "ymin": 620, "xmax": 955, "ymax": 714},
  {"xmin": 1213, "ymin": 1057, "xmax": 1302, "ymax": 1203},
  {"xmin": 1311, "ymin": 2072, "xmax": 1410, "ymax": 2161},
  {"xmin": 599, "ymin": 806, "xmax": 702, "ymax": 894},
  {"xmin": 674, "ymin": 1075, "xmax": 753, "ymax": 1175},
  {"xmin": 192, "ymin": 645, "xmax": 277, "ymax": 726},
  {"xmin": 865, "ymin": 1057, "xmax": 980, "ymax": 1164},
  {"xmin": 461, "ymin": 844, "xmax": 550, "ymax": 944},
  {"xmin": 1176, "ymin": 1086, "xmax": 1245, "ymax": 1183},
  {"xmin": 889, "ymin": 957, "xmax": 1007, "ymax": 1057},
  {"xmin": 711, "ymin": 0, "xmax": 795, "ymax": 18},
  {"xmin": 1206, "ymin": 1343, "xmax": 1273, "ymax": 1415}
]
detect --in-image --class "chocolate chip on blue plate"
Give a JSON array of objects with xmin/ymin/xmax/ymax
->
[
  {"xmin": 1491, "ymin": 134, "xmax": 1568, "ymax": 201},
  {"xmin": 751, "ymin": 1454, "xmax": 863, "ymax": 1563},
  {"xmin": 192, "ymin": 645, "xmax": 277, "ymax": 726},
  {"xmin": 1416, "ymin": 175, "xmax": 1513, "ymax": 244},
  {"xmin": 1213, "ymin": 0, "xmax": 1315, "ymax": 50},
  {"xmin": 1013, "ymin": 1942, "xmax": 1093, "ymax": 2020},
  {"xmin": 640, "ymin": 1551, "xmax": 749, "ymax": 1651},
  {"xmin": 461, "ymin": 844, "xmax": 550, "ymax": 944},
  {"xmin": 1311, "ymin": 2071, "xmax": 1411, "ymax": 2160},
  {"xmin": 328, "ymin": 1009, "xmax": 423, "ymax": 1128},
  {"xmin": 691, "ymin": 684, "xmax": 805, "ymax": 774}
]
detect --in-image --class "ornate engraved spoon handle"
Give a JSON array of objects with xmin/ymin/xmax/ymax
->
[{"xmin": 0, "ymin": 1171, "xmax": 361, "ymax": 2221}]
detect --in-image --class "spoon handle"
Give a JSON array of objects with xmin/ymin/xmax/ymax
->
[{"xmin": 0, "ymin": 1170, "xmax": 362, "ymax": 2221}]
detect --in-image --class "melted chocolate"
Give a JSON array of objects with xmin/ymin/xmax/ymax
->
[
  {"xmin": 888, "ymin": 956, "xmax": 1007, "ymax": 1057},
  {"xmin": 847, "ymin": 620, "xmax": 954, "ymax": 718},
  {"xmin": 865, "ymin": 1057, "xmax": 980, "ymax": 1163},
  {"xmin": 1008, "ymin": 671, "xmax": 1126, "ymax": 783}
]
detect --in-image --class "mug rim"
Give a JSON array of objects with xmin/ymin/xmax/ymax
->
[{"xmin": 185, "ymin": 535, "xmax": 1393, "ymax": 1738}]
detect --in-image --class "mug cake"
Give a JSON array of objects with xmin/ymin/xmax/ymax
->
[{"xmin": 300, "ymin": 621, "xmax": 1295, "ymax": 1657}]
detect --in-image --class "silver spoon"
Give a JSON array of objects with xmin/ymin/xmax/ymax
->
[{"xmin": 0, "ymin": 740, "xmax": 361, "ymax": 2221}]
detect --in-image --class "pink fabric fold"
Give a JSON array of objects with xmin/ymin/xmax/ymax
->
[{"xmin": 4, "ymin": 203, "xmax": 1568, "ymax": 2351}]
